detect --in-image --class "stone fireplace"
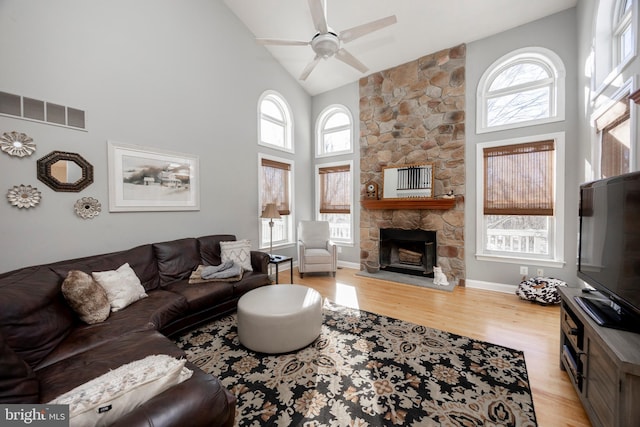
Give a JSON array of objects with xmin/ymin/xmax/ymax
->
[
  {"xmin": 359, "ymin": 44, "xmax": 466, "ymax": 286},
  {"xmin": 379, "ymin": 228, "xmax": 436, "ymax": 277}
]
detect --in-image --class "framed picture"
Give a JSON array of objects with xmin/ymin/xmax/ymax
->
[
  {"xmin": 382, "ymin": 163, "xmax": 434, "ymax": 199},
  {"xmin": 107, "ymin": 141, "xmax": 200, "ymax": 212}
]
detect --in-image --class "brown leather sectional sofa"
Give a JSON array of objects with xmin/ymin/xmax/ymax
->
[{"xmin": 0, "ymin": 234, "xmax": 271, "ymax": 426}]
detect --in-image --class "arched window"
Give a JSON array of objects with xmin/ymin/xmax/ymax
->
[
  {"xmin": 316, "ymin": 105, "xmax": 353, "ymax": 157},
  {"xmin": 477, "ymin": 47, "xmax": 565, "ymax": 133},
  {"xmin": 258, "ymin": 91, "xmax": 293, "ymax": 152}
]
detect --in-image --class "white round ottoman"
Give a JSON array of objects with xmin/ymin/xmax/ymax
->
[{"xmin": 237, "ymin": 284, "xmax": 323, "ymax": 354}]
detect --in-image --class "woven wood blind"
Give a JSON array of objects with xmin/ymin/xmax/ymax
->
[
  {"xmin": 261, "ymin": 158, "xmax": 290, "ymax": 215},
  {"xmin": 483, "ymin": 140, "xmax": 555, "ymax": 215},
  {"xmin": 597, "ymin": 98, "xmax": 630, "ymax": 178},
  {"xmin": 319, "ymin": 164, "xmax": 351, "ymax": 214}
]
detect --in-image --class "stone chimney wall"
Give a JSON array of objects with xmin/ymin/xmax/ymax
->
[{"xmin": 359, "ymin": 44, "xmax": 466, "ymax": 285}]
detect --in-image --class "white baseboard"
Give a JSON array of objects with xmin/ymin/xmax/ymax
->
[
  {"xmin": 338, "ymin": 261, "xmax": 361, "ymax": 270},
  {"xmin": 465, "ymin": 279, "xmax": 517, "ymax": 294}
]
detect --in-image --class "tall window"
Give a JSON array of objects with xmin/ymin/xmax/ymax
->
[
  {"xmin": 614, "ymin": 0, "xmax": 634, "ymax": 66},
  {"xmin": 316, "ymin": 105, "xmax": 353, "ymax": 157},
  {"xmin": 477, "ymin": 48, "xmax": 565, "ymax": 133},
  {"xmin": 258, "ymin": 91, "xmax": 293, "ymax": 152},
  {"xmin": 259, "ymin": 155, "xmax": 293, "ymax": 248},
  {"xmin": 593, "ymin": 0, "xmax": 637, "ymax": 89},
  {"xmin": 596, "ymin": 96, "xmax": 631, "ymax": 178},
  {"xmin": 317, "ymin": 162, "xmax": 352, "ymax": 244},
  {"xmin": 477, "ymin": 134, "xmax": 565, "ymax": 264}
]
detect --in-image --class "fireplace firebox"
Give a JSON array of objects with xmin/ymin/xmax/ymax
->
[{"xmin": 379, "ymin": 228, "xmax": 436, "ymax": 277}]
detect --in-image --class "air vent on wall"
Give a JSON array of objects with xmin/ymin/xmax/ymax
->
[{"xmin": 0, "ymin": 91, "xmax": 86, "ymax": 130}]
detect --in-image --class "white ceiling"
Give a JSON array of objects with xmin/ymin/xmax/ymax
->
[{"xmin": 223, "ymin": 0, "xmax": 578, "ymax": 95}]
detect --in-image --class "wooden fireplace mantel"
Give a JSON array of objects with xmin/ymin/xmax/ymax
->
[{"xmin": 361, "ymin": 197, "xmax": 456, "ymax": 210}]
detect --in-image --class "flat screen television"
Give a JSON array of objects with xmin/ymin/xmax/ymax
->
[{"xmin": 577, "ymin": 170, "xmax": 640, "ymax": 332}]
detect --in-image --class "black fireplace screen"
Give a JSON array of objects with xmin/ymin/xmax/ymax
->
[{"xmin": 379, "ymin": 228, "xmax": 436, "ymax": 277}]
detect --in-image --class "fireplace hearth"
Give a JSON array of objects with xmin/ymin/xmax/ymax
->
[{"xmin": 379, "ymin": 228, "xmax": 436, "ymax": 278}]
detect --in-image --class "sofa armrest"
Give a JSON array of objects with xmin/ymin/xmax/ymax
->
[
  {"xmin": 250, "ymin": 251, "xmax": 269, "ymax": 274},
  {"xmin": 109, "ymin": 367, "xmax": 235, "ymax": 427}
]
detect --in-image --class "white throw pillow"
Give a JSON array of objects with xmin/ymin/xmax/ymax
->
[
  {"xmin": 92, "ymin": 263, "xmax": 148, "ymax": 312},
  {"xmin": 49, "ymin": 355, "xmax": 192, "ymax": 427},
  {"xmin": 220, "ymin": 239, "xmax": 253, "ymax": 272}
]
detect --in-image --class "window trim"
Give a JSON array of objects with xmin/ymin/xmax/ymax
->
[
  {"xmin": 315, "ymin": 160, "xmax": 354, "ymax": 245},
  {"xmin": 257, "ymin": 90, "xmax": 294, "ymax": 153},
  {"xmin": 315, "ymin": 104, "xmax": 354, "ymax": 158},
  {"xmin": 258, "ymin": 153, "xmax": 295, "ymax": 250},
  {"xmin": 591, "ymin": 0, "xmax": 637, "ymax": 98},
  {"xmin": 613, "ymin": 0, "xmax": 634, "ymax": 66},
  {"xmin": 475, "ymin": 132, "xmax": 566, "ymax": 267},
  {"xmin": 476, "ymin": 47, "xmax": 566, "ymax": 134}
]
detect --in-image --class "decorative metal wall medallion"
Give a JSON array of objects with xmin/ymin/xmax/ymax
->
[
  {"xmin": 0, "ymin": 131, "xmax": 36, "ymax": 157},
  {"xmin": 74, "ymin": 197, "xmax": 101, "ymax": 219},
  {"xmin": 7, "ymin": 185, "xmax": 41, "ymax": 208}
]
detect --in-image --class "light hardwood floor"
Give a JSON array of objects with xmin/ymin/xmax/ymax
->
[{"xmin": 280, "ymin": 267, "xmax": 592, "ymax": 427}]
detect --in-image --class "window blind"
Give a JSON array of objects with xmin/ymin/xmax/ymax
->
[
  {"xmin": 483, "ymin": 140, "xmax": 555, "ymax": 215},
  {"xmin": 319, "ymin": 164, "xmax": 351, "ymax": 214},
  {"xmin": 597, "ymin": 98, "xmax": 630, "ymax": 178},
  {"xmin": 261, "ymin": 158, "xmax": 290, "ymax": 215}
]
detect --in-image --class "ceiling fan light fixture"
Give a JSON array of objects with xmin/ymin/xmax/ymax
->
[{"xmin": 311, "ymin": 32, "xmax": 340, "ymax": 58}]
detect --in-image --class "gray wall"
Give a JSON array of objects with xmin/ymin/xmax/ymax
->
[
  {"xmin": 464, "ymin": 9, "xmax": 580, "ymax": 287},
  {"xmin": 0, "ymin": 0, "xmax": 311, "ymax": 272}
]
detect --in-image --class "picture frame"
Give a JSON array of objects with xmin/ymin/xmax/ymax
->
[
  {"xmin": 382, "ymin": 163, "xmax": 434, "ymax": 199},
  {"xmin": 107, "ymin": 141, "xmax": 200, "ymax": 212}
]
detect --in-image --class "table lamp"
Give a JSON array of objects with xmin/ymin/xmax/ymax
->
[{"xmin": 261, "ymin": 203, "xmax": 281, "ymax": 258}]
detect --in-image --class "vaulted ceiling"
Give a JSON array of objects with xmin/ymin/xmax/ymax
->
[{"xmin": 224, "ymin": 0, "xmax": 578, "ymax": 95}]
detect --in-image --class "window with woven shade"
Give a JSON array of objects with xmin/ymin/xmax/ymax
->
[
  {"xmin": 261, "ymin": 158, "xmax": 290, "ymax": 215},
  {"xmin": 477, "ymin": 133, "xmax": 565, "ymax": 263},
  {"xmin": 596, "ymin": 96, "xmax": 630, "ymax": 178},
  {"xmin": 483, "ymin": 140, "xmax": 555, "ymax": 216},
  {"xmin": 259, "ymin": 155, "xmax": 293, "ymax": 249},
  {"xmin": 319, "ymin": 164, "xmax": 351, "ymax": 214},
  {"xmin": 317, "ymin": 161, "xmax": 353, "ymax": 244}
]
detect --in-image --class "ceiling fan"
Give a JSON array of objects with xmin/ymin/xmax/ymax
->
[{"xmin": 256, "ymin": 0, "xmax": 397, "ymax": 80}]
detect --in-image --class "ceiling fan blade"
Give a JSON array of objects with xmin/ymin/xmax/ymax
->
[
  {"xmin": 308, "ymin": 0, "xmax": 328, "ymax": 34},
  {"xmin": 335, "ymin": 49, "xmax": 368, "ymax": 73},
  {"xmin": 256, "ymin": 39, "xmax": 310, "ymax": 46},
  {"xmin": 339, "ymin": 15, "xmax": 397, "ymax": 44},
  {"xmin": 299, "ymin": 55, "xmax": 322, "ymax": 81}
]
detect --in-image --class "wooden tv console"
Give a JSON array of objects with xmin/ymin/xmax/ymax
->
[{"xmin": 559, "ymin": 287, "xmax": 640, "ymax": 427}]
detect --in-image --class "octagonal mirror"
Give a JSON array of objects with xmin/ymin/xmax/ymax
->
[{"xmin": 37, "ymin": 151, "xmax": 93, "ymax": 192}]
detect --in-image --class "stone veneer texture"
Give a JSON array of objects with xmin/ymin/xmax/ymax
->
[{"xmin": 359, "ymin": 44, "xmax": 466, "ymax": 285}]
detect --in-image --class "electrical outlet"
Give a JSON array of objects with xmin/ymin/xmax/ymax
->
[
  {"xmin": 536, "ymin": 268, "xmax": 544, "ymax": 277},
  {"xmin": 337, "ymin": 246, "xmax": 342, "ymax": 253},
  {"xmin": 519, "ymin": 266, "xmax": 528, "ymax": 276}
]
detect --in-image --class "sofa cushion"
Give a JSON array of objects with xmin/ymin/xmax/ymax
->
[
  {"xmin": 92, "ymin": 263, "xmax": 148, "ymax": 312},
  {"xmin": 153, "ymin": 238, "xmax": 200, "ymax": 285},
  {"xmin": 163, "ymin": 279, "xmax": 234, "ymax": 313},
  {"xmin": 49, "ymin": 354, "xmax": 192, "ymax": 427},
  {"xmin": 50, "ymin": 245, "xmax": 160, "ymax": 292},
  {"xmin": 61, "ymin": 270, "xmax": 111, "ymax": 324},
  {"xmin": 220, "ymin": 239, "xmax": 253, "ymax": 272},
  {"xmin": 198, "ymin": 234, "xmax": 236, "ymax": 266},
  {"xmin": 0, "ymin": 332, "xmax": 39, "ymax": 403},
  {"xmin": 35, "ymin": 290, "xmax": 188, "ymax": 371},
  {"xmin": 231, "ymin": 271, "xmax": 272, "ymax": 297},
  {"xmin": 0, "ymin": 265, "xmax": 75, "ymax": 368},
  {"xmin": 36, "ymin": 331, "xmax": 186, "ymax": 403}
]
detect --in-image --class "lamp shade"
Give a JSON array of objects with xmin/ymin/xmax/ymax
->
[{"xmin": 261, "ymin": 203, "xmax": 281, "ymax": 219}]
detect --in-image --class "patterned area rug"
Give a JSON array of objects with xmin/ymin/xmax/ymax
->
[{"xmin": 176, "ymin": 300, "xmax": 537, "ymax": 426}]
